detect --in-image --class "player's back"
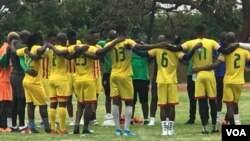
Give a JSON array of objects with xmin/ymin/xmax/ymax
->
[
  {"xmin": 108, "ymin": 39, "xmax": 136, "ymax": 76},
  {"xmin": 49, "ymin": 45, "xmax": 67, "ymax": 80},
  {"xmin": 223, "ymin": 48, "xmax": 250, "ymax": 84}
]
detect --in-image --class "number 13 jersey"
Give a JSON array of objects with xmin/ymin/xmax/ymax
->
[{"xmin": 105, "ymin": 39, "xmax": 136, "ymax": 77}]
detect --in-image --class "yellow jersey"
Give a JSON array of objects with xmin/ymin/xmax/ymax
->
[
  {"xmin": 67, "ymin": 45, "xmax": 76, "ymax": 73},
  {"xmin": 148, "ymin": 49, "xmax": 183, "ymax": 84},
  {"xmin": 42, "ymin": 50, "xmax": 53, "ymax": 79},
  {"xmin": 68, "ymin": 45, "xmax": 97, "ymax": 81},
  {"xmin": 105, "ymin": 39, "xmax": 136, "ymax": 76},
  {"xmin": 49, "ymin": 45, "xmax": 67, "ymax": 80},
  {"xmin": 219, "ymin": 48, "xmax": 250, "ymax": 84},
  {"xmin": 182, "ymin": 38, "xmax": 219, "ymax": 75},
  {"xmin": 93, "ymin": 44, "xmax": 102, "ymax": 79},
  {"xmin": 16, "ymin": 45, "xmax": 43, "ymax": 84}
]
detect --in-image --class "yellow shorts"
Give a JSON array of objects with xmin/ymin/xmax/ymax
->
[
  {"xmin": 67, "ymin": 73, "xmax": 74, "ymax": 95},
  {"xmin": 157, "ymin": 83, "xmax": 178, "ymax": 106},
  {"xmin": 42, "ymin": 78, "xmax": 50, "ymax": 100},
  {"xmin": 49, "ymin": 79, "xmax": 69, "ymax": 102},
  {"xmin": 73, "ymin": 80, "xmax": 96, "ymax": 103},
  {"xmin": 23, "ymin": 80, "xmax": 47, "ymax": 105},
  {"xmin": 195, "ymin": 71, "xmax": 216, "ymax": 99},
  {"xmin": 95, "ymin": 76, "xmax": 103, "ymax": 94},
  {"xmin": 110, "ymin": 75, "xmax": 133, "ymax": 101},
  {"xmin": 223, "ymin": 84, "xmax": 242, "ymax": 103}
]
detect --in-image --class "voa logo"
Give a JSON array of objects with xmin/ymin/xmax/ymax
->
[{"xmin": 226, "ymin": 129, "xmax": 246, "ymax": 136}]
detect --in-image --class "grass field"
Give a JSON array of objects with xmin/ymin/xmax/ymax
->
[{"xmin": 1, "ymin": 89, "xmax": 250, "ymax": 141}]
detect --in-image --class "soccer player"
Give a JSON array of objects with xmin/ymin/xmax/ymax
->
[
  {"xmin": 77, "ymin": 25, "xmax": 136, "ymax": 136},
  {"xmin": 98, "ymin": 30, "xmax": 117, "ymax": 126},
  {"xmin": 0, "ymin": 32, "xmax": 19, "ymax": 132},
  {"xmin": 68, "ymin": 32, "xmax": 99, "ymax": 134},
  {"xmin": 9, "ymin": 30, "xmax": 31, "ymax": 132},
  {"xmin": 193, "ymin": 32, "xmax": 250, "ymax": 125},
  {"xmin": 167, "ymin": 25, "xmax": 236, "ymax": 134},
  {"xmin": 42, "ymin": 32, "xmax": 56, "ymax": 100},
  {"xmin": 16, "ymin": 32, "xmax": 51, "ymax": 133},
  {"xmin": 66, "ymin": 30, "xmax": 78, "ymax": 125},
  {"xmin": 133, "ymin": 33, "xmax": 200, "ymax": 136},
  {"xmin": 48, "ymin": 33, "xmax": 70, "ymax": 134},
  {"xmin": 89, "ymin": 30, "xmax": 102, "ymax": 125},
  {"xmin": 147, "ymin": 35, "xmax": 167, "ymax": 126}
]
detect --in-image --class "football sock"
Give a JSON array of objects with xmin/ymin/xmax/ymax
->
[
  {"xmin": 49, "ymin": 108, "xmax": 56, "ymax": 130},
  {"xmin": 124, "ymin": 106, "xmax": 132, "ymax": 131},
  {"xmin": 58, "ymin": 107, "xmax": 67, "ymax": 131}
]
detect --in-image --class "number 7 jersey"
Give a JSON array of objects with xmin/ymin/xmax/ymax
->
[{"xmin": 105, "ymin": 39, "xmax": 136, "ymax": 76}]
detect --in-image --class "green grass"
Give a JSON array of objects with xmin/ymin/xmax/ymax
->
[{"xmin": 1, "ymin": 89, "xmax": 250, "ymax": 141}]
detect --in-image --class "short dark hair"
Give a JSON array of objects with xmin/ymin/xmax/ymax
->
[{"xmin": 27, "ymin": 32, "xmax": 43, "ymax": 49}]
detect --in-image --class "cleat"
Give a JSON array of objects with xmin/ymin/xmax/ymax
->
[
  {"xmin": 50, "ymin": 129, "xmax": 58, "ymax": 134},
  {"xmin": 123, "ymin": 130, "xmax": 135, "ymax": 136},
  {"xmin": 59, "ymin": 130, "xmax": 68, "ymax": 134},
  {"xmin": 73, "ymin": 125, "xmax": 80, "ymax": 134},
  {"xmin": 115, "ymin": 129, "xmax": 123, "ymax": 136},
  {"xmin": 235, "ymin": 120, "xmax": 241, "ymax": 125},
  {"xmin": 185, "ymin": 119, "xmax": 195, "ymax": 124},
  {"xmin": 3, "ymin": 127, "xmax": 12, "ymax": 133},
  {"xmin": 133, "ymin": 117, "xmax": 143, "ymax": 124},
  {"xmin": 90, "ymin": 120, "xmax": 99, "ymax": 125},
  {"xmin": 20, "ymin": 127, "xmax": 31, "ymax": 134},
  {"xmin": 201, "ymin": 130, "xmax": 209, "ymax": 134},
  {"xmin": 161, "ymin": 130, "xmax": 167, "ymax": 136},
  {"xmin": 45, "ymin": 129, "xmax": 51, "ymax": 133},
  {"xmin": 167, "ymin": 130, "xmax": 175, "ymax": 136},
  {"xmin": 102, "ymin": 119, "xmax": 115, "ymax": 126},
  {"xmin": 144, "ymin": 120, "xmax": 149, "ymax": 125},
  {"xmin": 211, "ymin": 129, "xmax": 219, "ymax": 133},
  {"xmin": 148, "ymin": 117, "xmax": 155, "ymax": 126},
  {"xmin": 30, "ymin": 128, "xmax": 39, "ymax": 133},
  {"xmin": 82, "ymin": 129, "xmax": 91, "ymax": 134},
  {"xmin": 11, "ymin": 127, "xmax": 19, "ymax": 132}
]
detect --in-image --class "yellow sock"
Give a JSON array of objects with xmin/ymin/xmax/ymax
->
[
  {"xmin": 58, "ymin": 107, "xmax": 67, "ymax": 131},
  {"xmin": 49, "ymin": 108, "xmax": 56, "ymax": 130}
]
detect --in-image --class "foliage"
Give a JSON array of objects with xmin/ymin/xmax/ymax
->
[{"xmin": 0, "ymin": 0, "xmax": 247, "ymax": 44}]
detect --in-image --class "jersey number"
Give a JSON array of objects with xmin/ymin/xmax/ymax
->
[
  {"xmin": 114, "ymin": 47, "xmax": 125, "ymax": 62},
  {"xmin": 198, "ymin": 48, "xmax": 207, "ymax": 60},
  {"xmin": 234, "ymin": 53, "xmax": 240, "ymax": 68},
  {"xmin": 75, "ymin": 55, "xmax": 87, "ymax": 66},
  {"xmin": 161, "ymin": 52, "xmax": 168, "ymax": 67}
]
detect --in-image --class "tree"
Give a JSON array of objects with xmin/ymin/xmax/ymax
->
[{"xmin": 156, "ymin": 0, "xmax": 249, "ymax": 41}]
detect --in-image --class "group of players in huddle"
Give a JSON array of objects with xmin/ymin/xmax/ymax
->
[{"xmin": 1, "ymin": 24, "xmax": 250, "ymax": 136}]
